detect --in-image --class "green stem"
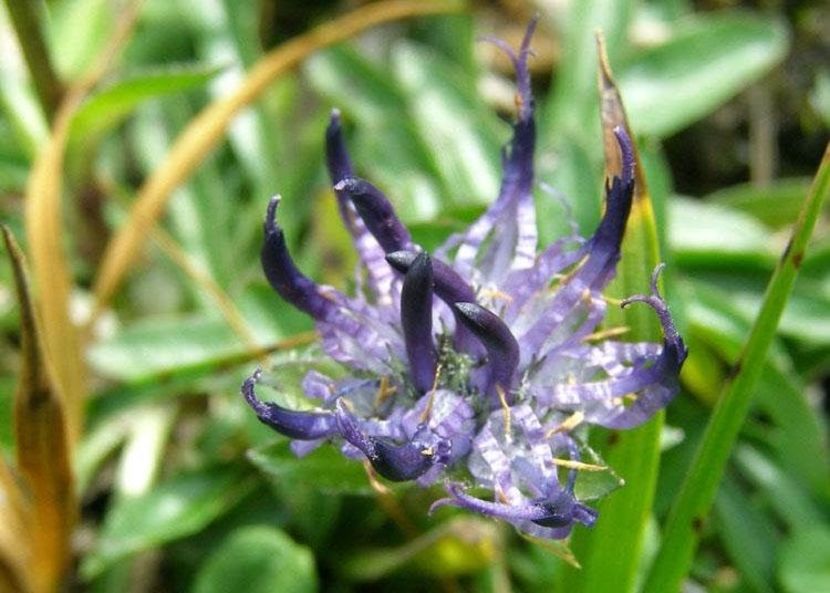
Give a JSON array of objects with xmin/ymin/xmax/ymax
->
[
  {"xmin": 3, "ymin": 0, "xmax": 63, "ymax": 120},
  {"xmin": 641, "ymin": 143, "xmax": 830, "ymax": 593}
]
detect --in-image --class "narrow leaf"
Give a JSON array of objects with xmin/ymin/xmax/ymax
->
[
  {"xmin": 619, "ymin": 14, "xmax": 789, "ymax": 138},
  {"xmin": 82, "ymin": 466, "xmax": 254, "ymax": 579},
  {"xmin": 561, "ymin": 36, "xmax": 664, "ymax": 593},
  {"xmin": 192, "ymin": 526, "xmax": 318, "ymax": 593},
  {"xmin": 642, "ymin": 143, "xmax": 830, "ymax": 593},
  {"xmin": 69, "ymin": 64, "xmax": 222, "ymax": 146},
  {"xmin": 248, "ymin": 440, "xmax": 374, "ymax": 496},
  {"xmin": 2, "ymin": 226, "xmax": 75, "ymax": 593}
]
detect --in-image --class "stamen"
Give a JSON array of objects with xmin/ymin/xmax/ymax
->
[
  {"xmin": 497, "ymin": 385, "xmax": 512, "ymax": 439},
  {"xmin": 582, "ymin": 326, "xmax": 630, "ymax": 343},
  {"xmin": 453, "ymin": 302, "xmax": 520, "ymax": 407},
  {"xmin": 334, "ymin": 177, "xmax": 413, "ymax": 252},
  {"xmin": 545, "ymin": 411, "xmax": 585, "ymax": 438},
  {"xmin": 550, "ymin": 458, "xmax": 606, "ymax": 472},
  {"xmin": 401, "ymin": 252, "xmax": 438, "ymax": 394},
  {"xmin": 419, "ymin": 362, "xmax": 444, "ymax": 423},
  {"xmin": 373, "ymin": 376, "xmax": 397, "ymax": 408}
]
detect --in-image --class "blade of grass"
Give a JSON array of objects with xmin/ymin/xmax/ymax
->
[
  {"xmin": 2, "ymin": 226, "xmax": 75, "ymax": 593},
  {"xmin": 23, "ymin": 0, "xmax": 145, "ymax": 447},
  {"xmin": 560, "ymin": 35, "xmax": 665, "ymax": 593},
  {"xmin": 91, "ymin": 0, "xmax": 465, "ymax": 319},
  {"xmin": 1, "ymin": 0, "xmax": 64, "ymax": 119},
  {"xmin": 641, "ymin": 142, "xmax": 830, "ymax": 593}
]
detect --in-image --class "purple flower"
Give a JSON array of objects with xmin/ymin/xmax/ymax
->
[{"xmin": 242, "ymin": 19, "xmax": 687, "ymax": 539}]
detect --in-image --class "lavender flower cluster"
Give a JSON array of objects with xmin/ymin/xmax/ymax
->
[{"xmin": 243, "ymin": 20, "xmax": 686, "ymax": 539}]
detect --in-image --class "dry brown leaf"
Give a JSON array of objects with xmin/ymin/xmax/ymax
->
[
  {"xmin": 0, "ymin": 456, "xmax": 32, "ymax": 593},
  {"xmin": 596, "ymin": 33, "xmax": 650, "ymax": 204},
  {"xmin": 22, "ymin": 0, "xmax": 146, "ymax": 448},
  {"xmin": 91, "ymin": 0, "xmax": 464, "ymax": 318},
  {"xmin": 3, "ymin": 226, "xmax": 75, "ymax": 593}
]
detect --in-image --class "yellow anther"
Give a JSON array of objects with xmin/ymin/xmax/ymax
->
[
  {"xmin": 582, "ymin": 326, "xmax": 630, "ymax": 343},
  {"xmin": 419, "ymin": 362, "xmax": 443, "ymax": 423},
  {"xmin": 374, "ymin": 376, "xmax": 396, "ymax": 408},
  {"xmin": 550, "ymin": 458, "xmax": 606, "ymax": 472},
  {"xmin": 545, "ymin": 411, "xmax": 585, "ymax": 438},
  {"xmin": 496, "ymin": 384, "xmax": 512, "ymax": 439}
]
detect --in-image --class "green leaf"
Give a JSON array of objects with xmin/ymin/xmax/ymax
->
[
  {"xmin": 714, "ymin": 474, "xmax": 777, "ymax": 593},
  {"xmin": 48, "ymin": 0, "xmax": 114, "ymax": 78},
  {"xmin": 338, "ymin": 518, "xmax": 498, "ymax": 581},
  {"xmin": 88, "ymin": 315, "xmax": 249, "ymax": 381},
  {"xmin": 706, "ymin": 178, "xmax": 815, "ymax": 229},
  {"xmin": 778, "ymin": 527, "xmax": 830, "ymax": 593},
  {"xmin": 734, "ymin": 447, "xmax": 827, "ymax": 534},
  {"xmin": 669, "ymin": 197, "xmax": 777, "ymax": 269},
  {"xmin": 192, "ymin": 526, "xmax": 317, "ymax": 593},
  {"xmin": 247, "ymin": 440, "xmax": 373, "ymax": 496},
  {"xmin": 619, "ymin": 14, "xmax": 789, "ymax": 137},
  {"xmin": 82, "ymin": 465, "xmax": 254, "ymax": 579},
  {"xmin": 69, "ymin": 64, "xmax": 222, "ymax": 147},
  {"xmin": 561, "ymin": 37, "xmax": 664, "ymax": 593},
  {"xmin": 391, "ymin": 42, "xmax": 502, "ymax": 205},
  {"xmin": 571, "ymin": 442, "xmax": 625, "ymax": 502}
]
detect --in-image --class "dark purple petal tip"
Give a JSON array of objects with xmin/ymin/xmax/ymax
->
[
  {"xmin": 387, "ymin": 250, "xmax": 477, "ymax": 305},
  {"xmin": 621, "ymin": 263, "xmax": 688, "ymax": 367},
  {"xmin": 261, "ymin": 197, "xmax": 331, "ymax": 319},
  {"xmin": 453, "ymin": 302, "xmax": 520, "ymax": 403},
  {"xmin": 401, "ymin": 251, "xmax": 438, "ymax": 394},
  {"xmin": 326, "ymin": 108, "xmax": 354, "ymax": 184},
  {"xmin": 431, "ymin": 482, "xmax": 594, "ymax": 533},
  {"xmin": 612, "ymin": 125, "xmax": 635, "ymax": 187},
  {"xmin": 333, "ymin": 177, "xmax": 412, "ymax": 253},
  {"xmin": 242, "ymin": 369, "xmax": 337, "ymax": 440},
  {"xmin": 336, "ymin": 403, "xmax": 445, "ymax": 481}
]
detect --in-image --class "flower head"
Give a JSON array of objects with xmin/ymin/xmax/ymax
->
[{"xmin": 243, "ymin": 19, "xmax": 687, "ymax": 539}]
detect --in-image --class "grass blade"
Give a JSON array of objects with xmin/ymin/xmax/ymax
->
[
  {"xmin": 91, "ymin": 0, "xmax": 464, "ymax": 318},
  {"xmin": 2, "ymin": 226, "xmax": 75, "ymax": 593},
  {"xmin": 23, "ymin": 0, "xmax": 145, "ymax": 447},
  {"xmin": 642, "ymin": 142, "xmax": 830, "ymax": 593},
  {"xmin": 560, "ymin": 36, "xmax": 665, "ymax": 593},
  {"xmin": 1, "ymin": 0, "xmax": 63, "ymax": 118}
]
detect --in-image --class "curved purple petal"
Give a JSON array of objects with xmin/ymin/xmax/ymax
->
[
  {"xmin": 334, "ymin": 177, "xmax": 414, "ymax": 253},
  {"xmin": 447, "ymin": 17, "xmax": 539, "ymax": 280},
  {"xmin": 454, "ymin": 302, "xmax": 520, "ymax": 406},
  {"xmin": 336, "ymin": 403, "xmax": 447, "ymax": 481},
  {"xmin": 326, "ymin": 111, "xmax": 396, "ymax": 301},
  {"xmin": 242, "ymin": 369, "xmax": 337, "ymax": 440},
  {"xmin": 401, "ymin": 252, "xmax": 438, "ymax": 393},
  {"xmin": 536, "ymin": 267, "xmax": 686, "ymax": 428},
  {"xmin": 387, "ymin": 249, "xmax": 480, "ymax": 353},
  {"xmin": 261, "ymin": 197, "xmax": 342, "ymax": 320}
]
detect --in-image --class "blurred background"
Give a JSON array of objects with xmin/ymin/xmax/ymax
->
[{"xmin": 0, "ymin": 1, "xmax": 828, "ymax": 592}]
